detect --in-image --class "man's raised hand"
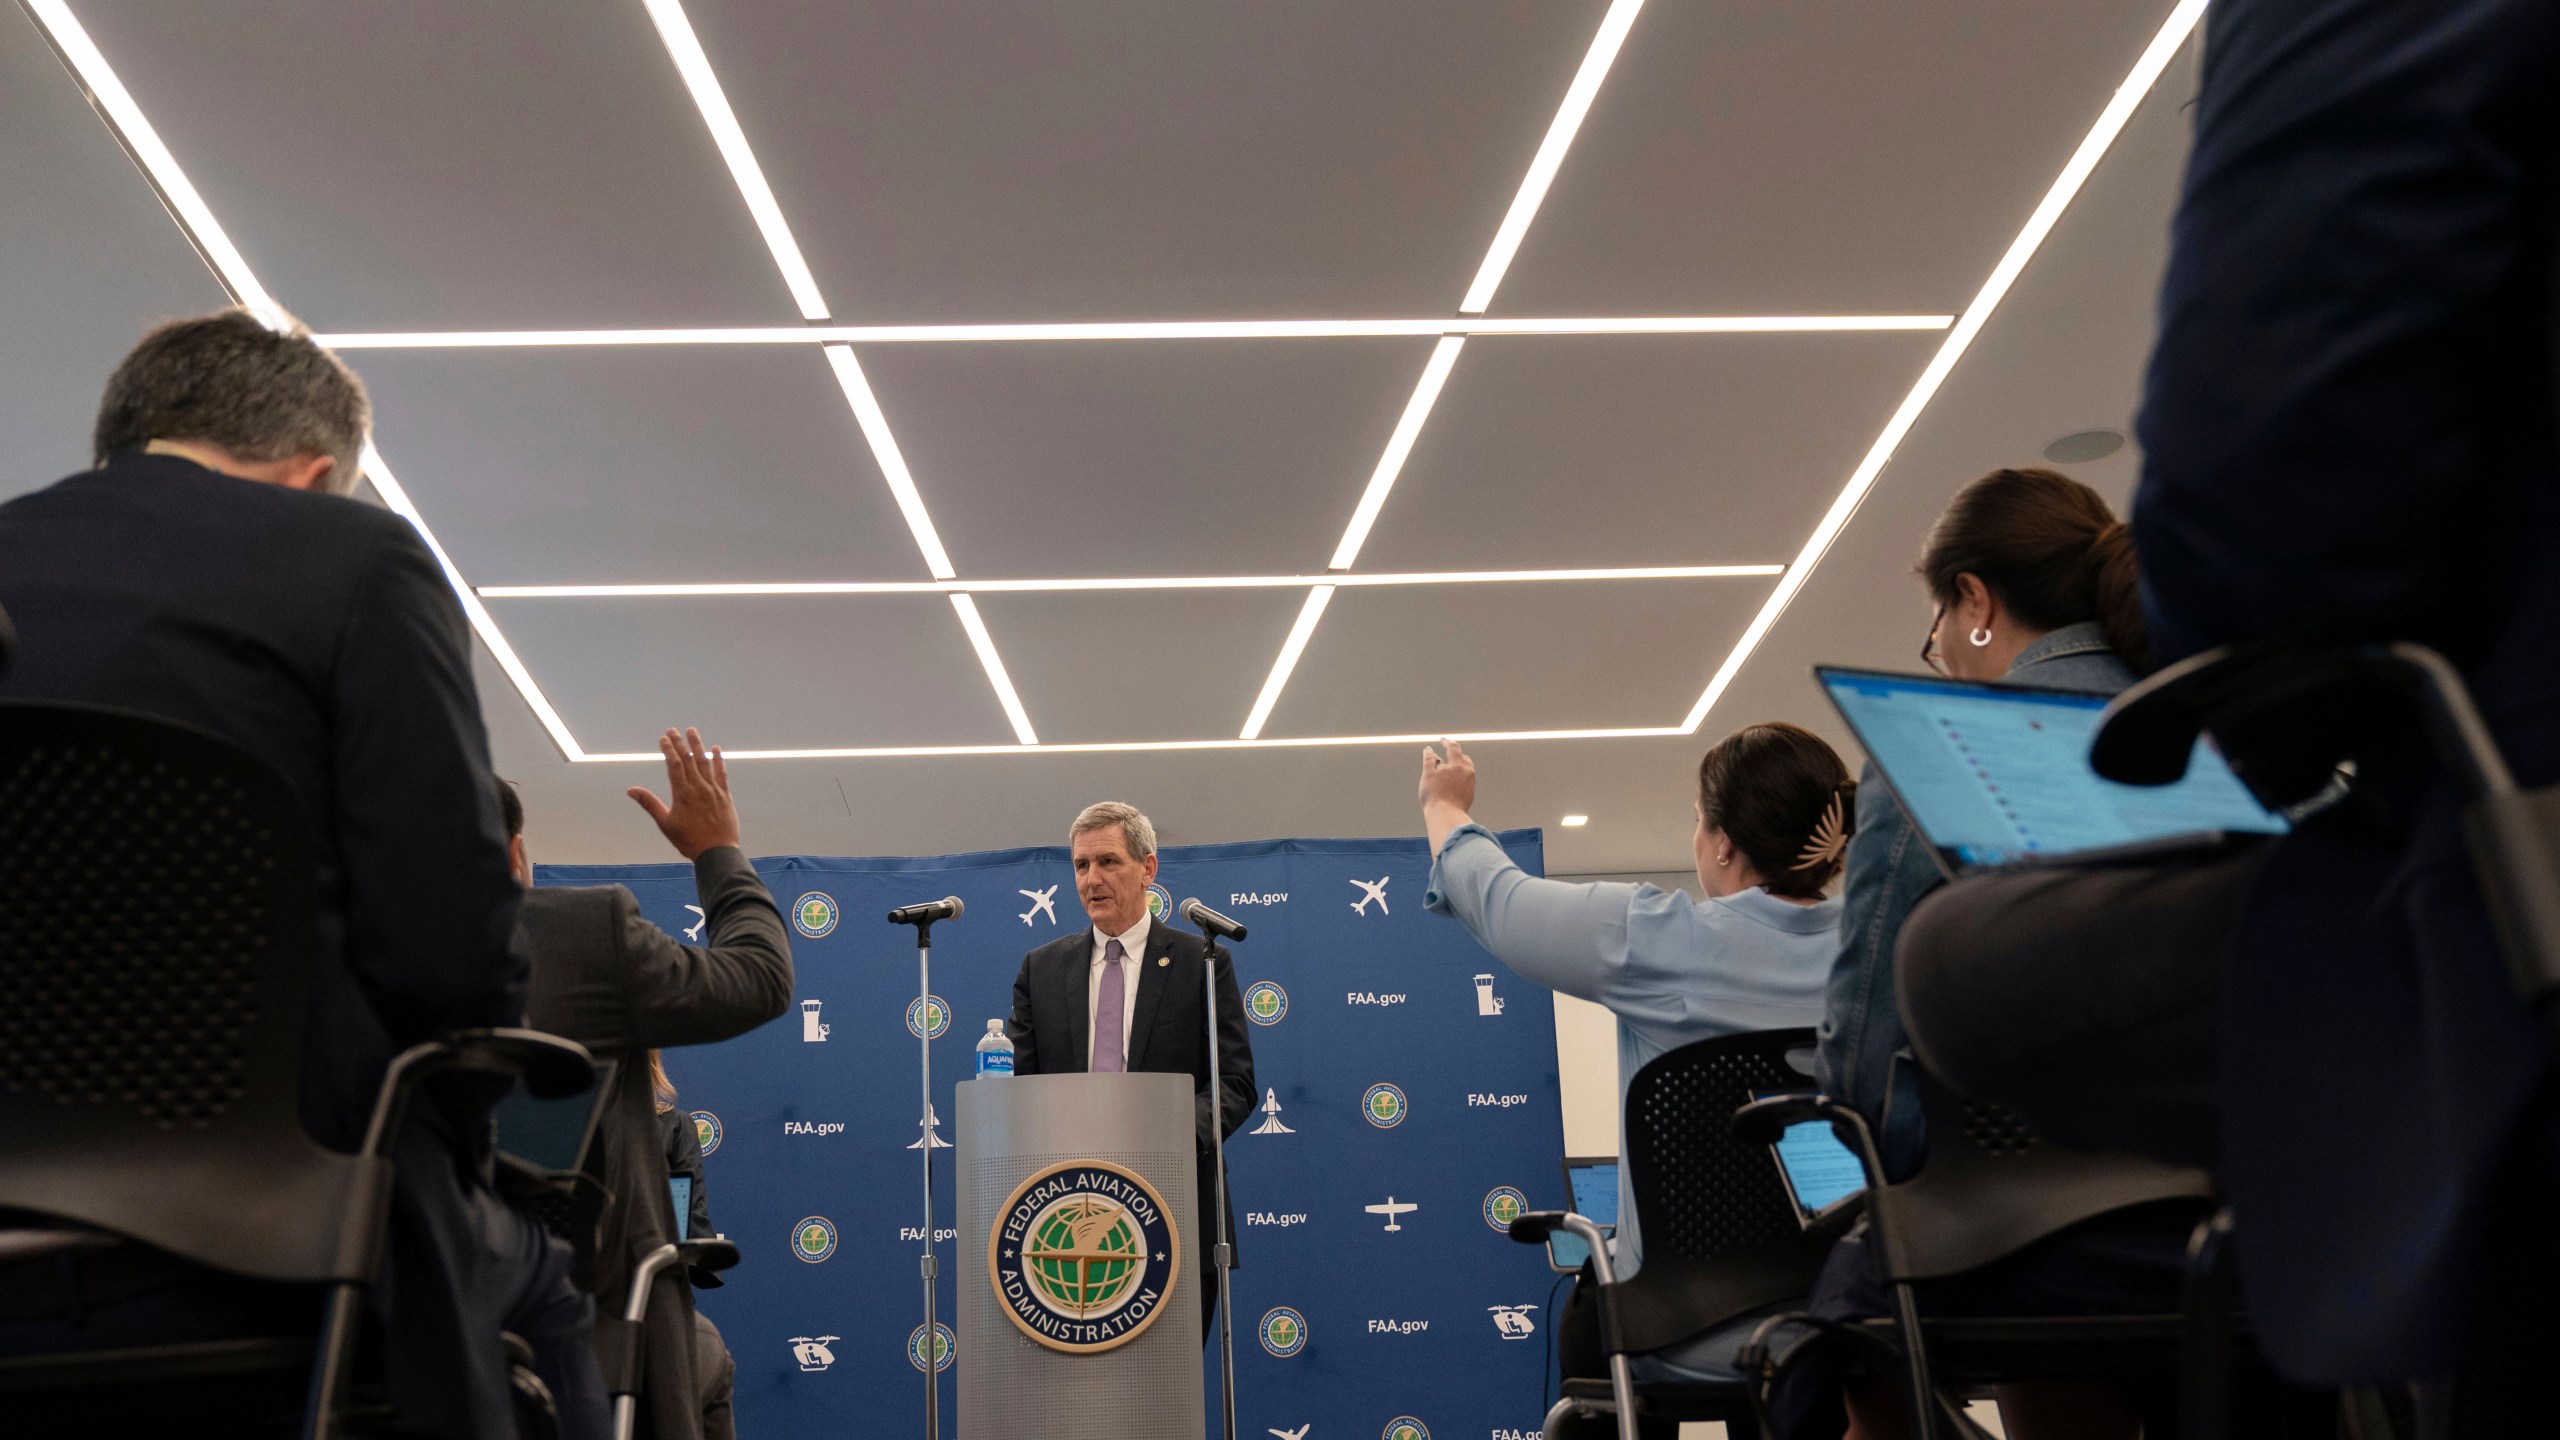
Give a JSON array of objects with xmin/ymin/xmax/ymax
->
[{"xmin": 628, "ymin": 727, "xmax": 743, "ymax": 860}]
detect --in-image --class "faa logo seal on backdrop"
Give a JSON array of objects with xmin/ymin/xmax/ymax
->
[
  {"xmin": 989, "ymin": 1160, "xmax": 1181, "ymax": 1353},
  {"xmin": 1258, "ymin": 1306, "xmax": 1308, "ymax": 1357},
  {"xmin": 907, "ymin": 1322, "xmax": 955, "ymax": 1373},
  {"xmin": 689, "ymin": 1110, "xmax": 723, "ymax": 1157},
  {"xmin": 1384, "ymin": 1419, "xmax": 1431, "ymax": 1440},
  {"xmin": 791, "ymin": 891, "xmax": 839, "ymax": 938},
  {"xmin": 1362, "ymin": 1082, "xmax": 1409, "ymax": 1129},
  {"xmin": 1144, "ymin": 883, "xmax": 1174, "ymax": 922},
  {"xmin": 1244, "ymin": 981, "xmax": 1289, "ymax": 1027},
  {"xmin": 792, "ymin": 1216, "xmax": 838, "ymax": 1264},
  {"xmin": 1482, "ymin": 1187, "xmax": 1528, "ymax": 1231},
  {"xmin": 906, "ymin": 994, "xmax": 951, "ymax": 1040}
]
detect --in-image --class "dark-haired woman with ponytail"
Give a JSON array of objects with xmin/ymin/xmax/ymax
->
[
  {"xmin": 1418, "ymin": 727, "xmax": 1852, "ymax": 1389},
  {"xmin": 1785, "ymin": 467, "xmax": 2181, "ymax": 1440},
  {"xmin": 1820, "ymin": 466, "xmax": 2150, "ymax": 1182}
]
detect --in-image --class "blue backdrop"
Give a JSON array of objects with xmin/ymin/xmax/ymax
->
[{"xmin": 537, "ymin": 830, "xmax": 1567, "ymax": 1440}]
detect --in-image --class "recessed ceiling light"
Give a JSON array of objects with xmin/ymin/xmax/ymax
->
[
  {"xmin": 1460, "ymin": 0, "xmax": 1649, "ymax": 315},
  {"xmin": 1238, "ymin": 587, "xmax": 1336, "ymax": 740},
  {"xmin": 1561, "ymin": 814, "xmax": 1590, "ymax": 828},
  {"xmin": 472, "ymin": 563, "xmax": 1785, "ymax": 600},
  {"xmin": 1679, "ymin": 0, "xmax": 2207, "ymax": 735},
  {"xmin": 2042, "ymin": 429, "xmax": 2126, "ymax": 464}
]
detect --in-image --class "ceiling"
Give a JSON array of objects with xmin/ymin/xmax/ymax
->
[{"xmin": 0, "ymin": 0, "xmax": 2203, "ymax": 872}]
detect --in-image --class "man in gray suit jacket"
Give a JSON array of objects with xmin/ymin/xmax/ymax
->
[
  {"xmin": 1007, "ymin": 802, "xmax": 1254, "ymax": 1339},
  {"xmin": 509, "ymin": 728, "xmax": 793, "ymax": 1440}
]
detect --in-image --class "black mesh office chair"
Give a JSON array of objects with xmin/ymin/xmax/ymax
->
[
  {"xmin": 1507, "ymin": 1028, "xmax": 1842, "ymax": 1440},
  {"xmin": 0, "ymin": 700, "xmax": 594, "ymax": 1438},
  {"xmin": 1741, "ymin": 1065, "xmax": 2214, "ymax": 1440}
]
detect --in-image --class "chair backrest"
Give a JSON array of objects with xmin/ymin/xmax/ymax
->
[
  {"xmin": 1869, "ymin": 1060, "xmax": 2212, "ymax": 1284},
  {"xmin": 0, "ymin": 701, "xmax": 376, "ymax": 1283},
  {"xmin": 1623, "ymin": 1027, "xmax": 1817, "ymax": 1262}
]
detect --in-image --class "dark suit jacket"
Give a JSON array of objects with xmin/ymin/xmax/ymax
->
[
  {"xmin": 520, "ymin": 847, "xmax": 791, "ymax": 1440},
  {"xmin": 1008, "ymin": 921, "xmax": 1255, "ymax": 1256},
  {"xmin": 0, "ymin": 451, "xmax": 531, "ymax": 1436},
  {"xmin": 2132, "ymin": 0, "xmax": 2560, "ymax": 1379}
]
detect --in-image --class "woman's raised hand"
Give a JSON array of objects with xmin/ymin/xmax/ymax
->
[{"xmin": 1418, "ymin": 738, "xmax": 1478, "ymax": 814}]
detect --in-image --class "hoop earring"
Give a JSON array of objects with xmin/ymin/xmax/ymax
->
[
  {"xmin": 1716, "ymin": 853, "xmax": 1732, "ymax": 868},
  {"xmin": 1968, "ymin": 626, "xmax": 1994, "ymax": 648}
]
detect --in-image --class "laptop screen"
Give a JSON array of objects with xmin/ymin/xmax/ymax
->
[{"xmin": 1817, "ymin": 667, "xmax": 2286, "ymax": 869}]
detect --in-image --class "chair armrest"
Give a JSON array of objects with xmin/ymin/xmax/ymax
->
[
  {"xmin": 676, "ymin": 1237, "xmax": 740, "ymax": 1275},
  {"xmin": 1506, "ymin": 1212, "xmax": 1618, "ymax": 1285},
  {"xmin": 362, "ymin": 1028, "xmax": 598, "ymax": 1156}
]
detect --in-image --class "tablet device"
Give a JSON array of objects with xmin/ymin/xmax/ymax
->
[
  {"xmin": 1815, "ymin": 665, "xmax": 2288, "ymax": 878},
  {"xmin": 491, "ymin": 1059, "xmax": 617, "ymax": 1174},
  {"xmin": 1548, "ymin": 1156, "xmax": 1619, "ymax": 1273},
  {"xmin": 670, "ymin": 1176, "xmax": 693, "ymax": 1240},
  {"xmin": 1769, "ymin": 1118, "xmax": 1865, "ymax": 1227}
]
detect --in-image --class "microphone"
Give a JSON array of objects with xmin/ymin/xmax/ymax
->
[
  {"xmin": 1179, "ymin": 898, "xmax": 1247, "ymax": 942},
  {"xmin": 886, "ymin": 896, "xmax": 965, "ymax": 925}
]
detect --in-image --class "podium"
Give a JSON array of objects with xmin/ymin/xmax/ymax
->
[{"xmin": 955, "ymin": 1072, "xmax": 1205, "ymax": 1440}]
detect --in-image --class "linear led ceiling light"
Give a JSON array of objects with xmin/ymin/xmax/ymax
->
[
  {"xmin": 474, "ymin": 563, "xmax": 1785, "ymax": 599},
  {"xmin": 1459, "ymin": 0, "xmax": 1647, "ymax": 315},
  {"xmin": 580, "ymin": 718, "xmax": 1693, "ymax": 764},
  {"xmin": 1237, "ymin": 587, "xmax": 1335, "ymax": 741},
  {"xmin": 1678, "ymin": 0, "xmax": 2207, "ymax": 734},
  {"xmin": 21, "ymin": 0, "xmax": 588, "ymax": 759},
  {"xmin": 637, "ymin": 0, "xmax": 829, "ymax": 320},
  {"xmin": 1242, "ymin": 0, "xmax": 1650, "ymax": 738},
  {"xmin": 312, "ymin": 314, "xmax": 1954, "ymax": 348},
  {"xmin": 642, "ymin": 1, "xmax": 1044, "ymax": 738}
]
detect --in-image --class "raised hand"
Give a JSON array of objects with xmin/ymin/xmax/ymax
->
[
  {"xmin": 1418, "ymin": 738, "xmax": 1478, "ymax": 814},
  {"xmin": 627, "ymin": 727, "xmax": 743, "ymax": 860}
]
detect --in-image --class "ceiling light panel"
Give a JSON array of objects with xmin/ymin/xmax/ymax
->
[
  {"xmin": 349, "ymin": 347, "xmax": 943, "ymax": 585},
  {"xmin": 1261, "ymin": 577, "xmax": 1774, "ymax": 740},
  {"xmin": 855, "ymin": 338, "xmax": 1438, "ymax": 579},
  {"xmin": 656, "ymin": 0, "xmax": 1621, "ymax": 322},
  {"xmin": 964, "ymin": 589, "xmax": 1317, "ymax": 745},
  {"xmin": 68, "ymin": 0, "xmax": 797, "ymax": 328},
  {"xmin": 1489, "ymin": 0, "xmax": 2192, "ymax": 316},
  {"xmin": 483, "ymin": 593, "xmax": 1022, "ymax": 755},
  {"xmin": 475, "ymin": 565, "xmax": 1785, "ymax": 599},
  {"xmin": 1349, "ymin": 331, "xmax": 1944, "ymax": 573},
  {"xmin": 313, "ymin": 314, "xmax": 1955, "ymax": 349},
  {"xmin": 0, "ymin": 5, "xmax": 228, "ymax": 492},
  {"xmin": 1239, "ymin": 587, "xmax": 1336, "ymax": 741},
  {"xmin": 1458, "ymin": 0, "xmax": 1646, "ymax": 314}
]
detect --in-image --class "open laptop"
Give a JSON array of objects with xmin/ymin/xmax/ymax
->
[
  {"xmin": 1816, "ymin": 665, "xmax": 2289, "ymax": 879},
  {"xmin": 1546, "ymin": 1156, "xmax": 1618, "ymax": 1273}
]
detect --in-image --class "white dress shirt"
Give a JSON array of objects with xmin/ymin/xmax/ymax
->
[{"xmin": 1085, "ymin": 912, "xmax": 1148, "ymax": 1069}]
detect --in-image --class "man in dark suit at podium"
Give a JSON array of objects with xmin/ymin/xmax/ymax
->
[{"xmin": 1007, "ymin": 802, "xmax": 1255, "ymax": 1339}]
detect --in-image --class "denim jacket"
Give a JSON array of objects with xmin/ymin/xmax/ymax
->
[{"xmin": 1814, "ymin": 622, "xmax": 2136, "ymax": 1178}]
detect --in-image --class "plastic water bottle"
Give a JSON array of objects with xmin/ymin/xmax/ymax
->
[{"xmin": 975, "ymin": 1019, "xmax": 1015, "ymax": 1077}]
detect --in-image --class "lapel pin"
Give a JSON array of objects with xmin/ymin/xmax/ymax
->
[{"xmin": 1158, "ymin": 955, "xmax": 1170, "ymax": 967}]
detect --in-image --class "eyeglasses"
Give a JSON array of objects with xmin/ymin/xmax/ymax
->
[{"xmin": 1921, "ymin": 604, "xmax": 1948, "ymax": 676}]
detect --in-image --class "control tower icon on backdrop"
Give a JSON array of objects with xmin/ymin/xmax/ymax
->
[
  {"xmin": 800, "ymin": 999, "xmax": 830, "ymax": 1042},
  {"xmin": 1474, "ymin": 974, "xmax": 1506, "ymax": 1016}
]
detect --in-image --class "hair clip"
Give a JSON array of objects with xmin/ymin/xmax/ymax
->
[{"xmin": 1793, "ymin": 792, "xmax": 1849, "ymax": 871}]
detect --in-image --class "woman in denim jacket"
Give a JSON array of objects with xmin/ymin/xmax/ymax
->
[
  {"xmin": 1819, "ymin": 466, "xmax": 2150, "ymax": 1181},
  {"xmin": 1803, "ymin": 468, "xmax": 2158, "ymax": 1440}
]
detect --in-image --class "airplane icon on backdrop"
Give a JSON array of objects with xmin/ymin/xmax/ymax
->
[
  {"xmin": 682, "ymin": 905, "xmax": 707, "ymax": 942},
  {"xmin": 1348, "ymin": 876, "xmax": 1390, "ymax": 916},
  {"xmin": 1018, "ymin": 886, "xmax": 1058, "ymax": 926},
  {"xmin": 1364, "ymin": 1197, "xmax": 1418, "ymax": 1232},
  {"xmin": 1269, "ymin": 1428, "xmax": 1311, "ymax": 1440}
]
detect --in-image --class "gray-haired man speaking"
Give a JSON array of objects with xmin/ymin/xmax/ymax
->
[{"xmin": 1005, "ymin": 802, "xmax": 1255, "ymax": 1339}]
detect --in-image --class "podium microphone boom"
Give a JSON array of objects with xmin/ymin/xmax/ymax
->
[
  {"xmin": 1178, "ymin": 897, "xmax": 1247, "ymax": 941},
  {"xmin": 886, "ymin": 896, "xmax": 965, "ymax": 925}
]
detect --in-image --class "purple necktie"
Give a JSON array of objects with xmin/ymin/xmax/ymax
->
[{"xmin": 1092, "ymin": 939, "xmax": 1127, "ymax": 1072}]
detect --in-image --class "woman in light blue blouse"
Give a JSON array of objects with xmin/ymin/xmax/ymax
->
[{"xmin": 1419, "ymin": 725, "xmax": 1855, "ymax": 1385}]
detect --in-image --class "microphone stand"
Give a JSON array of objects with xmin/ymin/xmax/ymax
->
[
  {"xmin": 1202, "ymin": 937, "xmax": 1239, "ymax": 1440},
  {"xmin": 893, "ymin": 910, "xmax": 947, "ymax": 1440}
]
